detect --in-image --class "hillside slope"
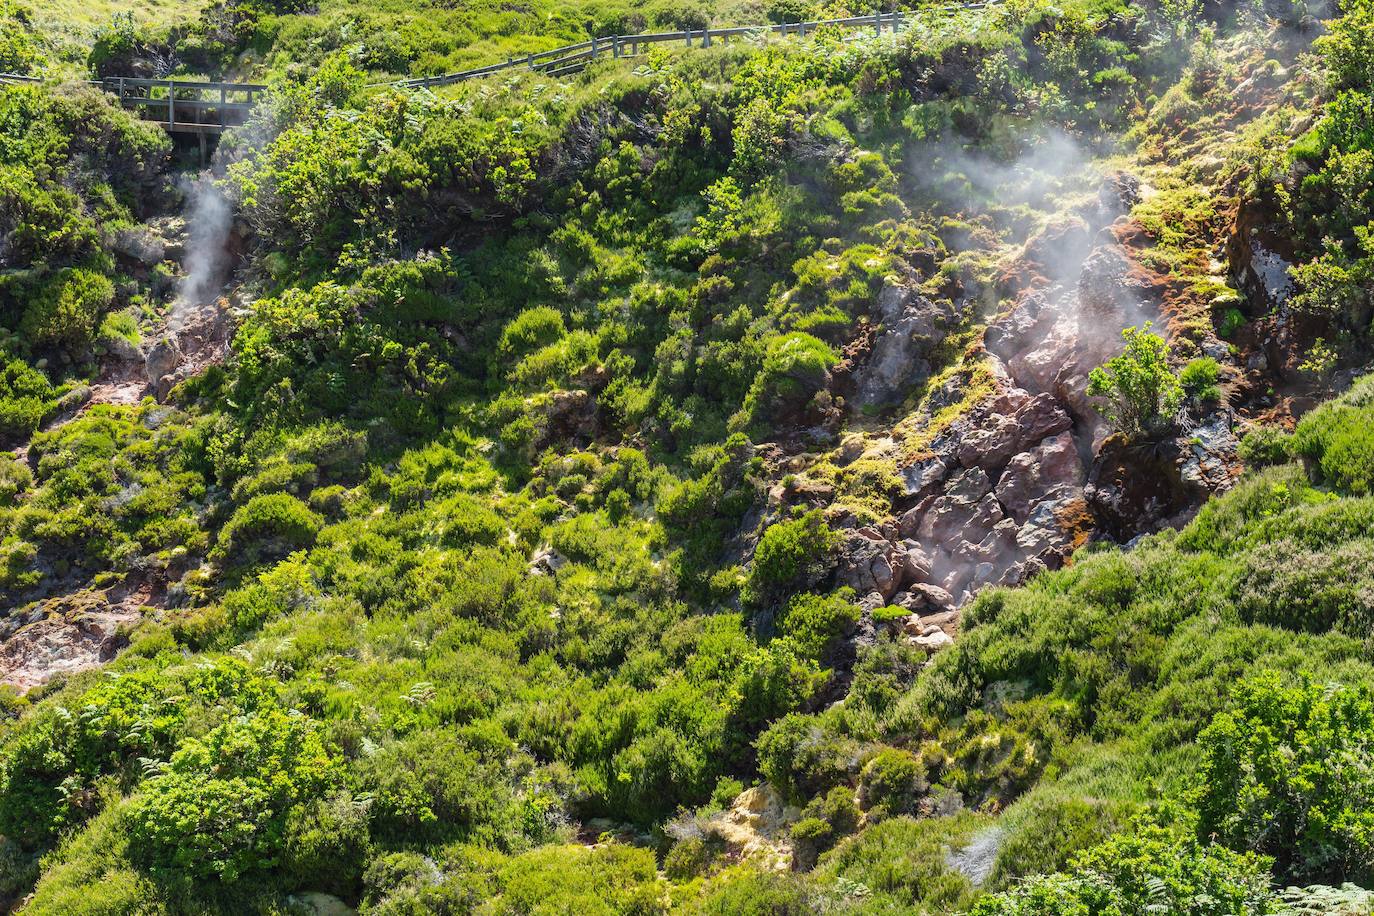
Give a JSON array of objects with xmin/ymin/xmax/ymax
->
[{"xmin": 1, "ymin": 0, "xmax": 1373, "ymax": 912}]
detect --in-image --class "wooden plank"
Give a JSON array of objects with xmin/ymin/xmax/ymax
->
[
  {"xmin": 122, "ymin": 98, "xmax": 255, "ymax": 113},
  {"xmin": 160, "ymin": 121, "xmax": 227, "ymax": 134},
  {"xmin": 117, "ymin": 77, "xmax": 266, "ymax": 91}
]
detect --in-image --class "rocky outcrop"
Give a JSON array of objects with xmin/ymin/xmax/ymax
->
[
  {"xmin": 995, "ymin": 432, "xmax": 1082, "ymax": 523},
  {"xmin": 827, "ymin": 208, "xmax": 1238, "ymax": 624},
  {"xmin": 767, "ymin": 173, "xmax": 1243, "ymax": 661},
  {"xmin": 145, "ymin": 336, "xmax": 183, "ymax": 400},
  {"xmin": 1230, "ymin": 194, "xmax": 1298, "ymax": 317},
  {"xmin": 0, "ymin": 587, "xmax": 150, "ymax": 693},
  {"xmin": 529, "ymin": 545, "xmax": 569, "ymax": 576},
  {"xmin": 955, "ymin": 393, "xmax": 1072, "ymax": 470},
  {"xmin": 1086, "ymin": 413, "xmax": 1241, "ymax": 541},
  {"xmin": 874, "ymin": 379, "xmax": 1094, "ymax": 609},
  {"xmin": 835, "ymin": 527, "xmax": 922, "ymax": 603},
  {"xmin": 666, "ymin": 785, "xmax": 798, "ymax": 872},
  {"xmin": 902, "ymin": 607, "xmax": 957, "ymax": 653},
  {"xmin": 850, "ymin": 283, "xmax": 959, "ymax": 410}
]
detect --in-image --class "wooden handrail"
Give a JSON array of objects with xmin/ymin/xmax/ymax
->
[
  {"xmin": 3, "ymin": 0, "xmax": 1002, "ymax": 132},
  {"xmin": 400, "ymin": 0, "xmax": 1002, "ymax": 88}
]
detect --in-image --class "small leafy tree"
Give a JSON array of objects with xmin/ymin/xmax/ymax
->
[
  {"xmin": 1087, "ymin": 322, "xmax": 1182, "ymax": 437},
  {"xmin": 1196, "ymin": 672, "xmax": 1374, "ymax": 885},
  {"xmin": 969, "ymin": 817, "xmax": 1278, "ymax": 915}
]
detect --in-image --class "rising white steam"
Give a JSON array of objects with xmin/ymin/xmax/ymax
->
[{"xmin": 172, "ymin": 173, "xmax": 233, "ymax": 331}]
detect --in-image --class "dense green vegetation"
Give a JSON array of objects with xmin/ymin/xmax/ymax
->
[{"xmin": 1, "ymin": 0, "xmax": 1373, "ymax": 910}]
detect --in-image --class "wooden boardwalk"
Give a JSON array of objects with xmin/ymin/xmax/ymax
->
[
  {"xmin": 106, "ymin": 77, "xmax": 266, "ymax": 134},
  {"xmin": 0, "ymin": 0, "xmax": 999, "ymax": 135}
]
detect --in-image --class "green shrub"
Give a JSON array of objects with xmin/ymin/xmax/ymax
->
[
  {"xmin": 665, "ymin": 836, "xmax": 718, "ymax": 880},
  {"xmin": 776, "ymin": 591, "xmax": 858, "ymax": 663},
  {"xmin": 1237, "ymin": 425, "xmax": 1293, "ymax": 468},
  {"xmin": 1087, "ymin": 323, "xmax": 1182, "ymax": 437},
  {"xmin": 281, "ymin": 792, "xmax": 371, "ymax": 895},
  {"xmin": 645, "ymin": 0, "xmax": 711, "ymax": 30},
  {"xmin": 1230, "ymin": 538, "xmax": 1374, "ymax": 636},
  {"xmin": 1196, "ymin": 673, "xmax": 1374, "ymax": 885},
  {"xmin": 857, "ymin": 748, "xmax": 927, "ymax": 816},
  {"xmin": 433, "ymin": 493, "xmax": 506, "ymax": 548},
  {"xmin": 0, "ymin": 2, "xmax": 41, "ymax": 74},
  {"xmin": 970, "ymin": 819, "xmax": 1277, "ymax": 915},
  {"xmin": 0, "ymin": 454, "xmax": 30, "ymax": 504},
  {"xmin": 766, "ymin": 0, "xmax": 816, "ymax": 24},
  {"xmin": 756, "ymin": 712, "xmax": 858, "ymax": 803},
  {"xmin": 212, "ymin": 493, "xmax": 323, "ymax": 567},
  {"xmin": 692, "ymin": 868, "xmax": 810, "ymax": 915},
  {"xmin": 743, "ymin": 511, "xmax": 837, "ymax": 606},
  {"xmin": 1293, "ymin": 378, "xmax": 1374, "ymax": 494},
  {"xmin": 127, "ymin": 710, "xmax": 341, "ymax": 885},
  {"xmin": 791, "ymin": 786, "xmax": 861, "ymax": 869},
  {"xmin": 489, "ymin": 844, "xmax": 665, "ymax": 915},
  {"xmin": 0, "ymin": 671, "xmax": 184, "ymax": 850},
  {"xmin": 0, "ymin": 356, "xmax": 54, "ymax": 444},
  {"xmin": 20, "ymin": 269, "xmax": 115, "ymax": 351},
  {"xmin": 1180, "ymin": 357, "xmax": 1222, "ymax": 404},
  {"xmin": 735, "ymin": 333, "xmax": 836, "ymax": 432},
  {"xmin": 990, "ymin": 792, "xmax": 1135, "ymax": 888},
  {"xmin": 816, "ymin": 814, "xmax": 982, "ymax": 912},
  {"xmin": 359, "ymin": 728, "xmax": 522, "ymax": 845},
  {"xmin": 1217, "ymin": 307, "xmax": 1246, "ymax": 339}
]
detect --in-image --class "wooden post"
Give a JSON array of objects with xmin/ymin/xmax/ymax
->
[
  {"xmin": 703, "ymin": 27, "xmax": 711, "ymax": 47},
  {"xmin": 167, "ymin": 80, "xmax": 174, "ymax": 130},
  {"xmin": 613, "ymin": 36, "xmax": 621, "ymax": 58},
  {"xmin": 220, "ymin": 85, "xmax": 226, "ymax": 128},
  {"xmin": 875, "ymin": 10, "xmax": 882, "ymax": 34},
  {"xmin": 591, "ymin": 36, "xmax": 599, "ymax": 58}
]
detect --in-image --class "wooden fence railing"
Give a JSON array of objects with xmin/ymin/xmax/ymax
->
[
  {"xmin": 398, "ymin": 1, "xmax": 999, "ymax": 88},
  {"xmin": 0, "ymin": 0, "xmax": 1001, "ymax": 133},
  {"xmin": 105, "ymin": 78, "xmax": 267, "ymax": 133},
  {"xmin": 0, "ymin": 72, "xmax": 265, "ymax": 134}
]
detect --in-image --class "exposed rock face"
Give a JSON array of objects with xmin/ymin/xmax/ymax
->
[
  {"xmin": 529, "ymin": 545, "xmax": 569, "ymax": 576},
  {"xmin": 1086, "ymin": 415, "xmax": 1242, "ymax": 541},
  {"xmin": 1096, "ymin": 171, "xmax": 1142, "ymax": 220},
  {"xmin": 955, "ymin": 392, "xmax": 1072, "ymax": 470},
  {"xmin": 1179, "ymin": 411, "xmax": 1241, "ymax": 493},
  {"xmin": 1077, "ymin": 244, "xmax": 1151, "ymax": 317},
  {"xmin": 877, "ymin": 378, "xmax": 1095, "ymax": 609},
  {"xmin": 111, "ymin": 226, "xmax": 167, "ymax": 267},
  {"xmin": 835, "ymin": 528, "xmax": 914, "ymax": 601},
  {"xmin": 145, "ymin": 336, "xmax": 182, "ymax": 384},
  {"xmin": 1231, "ymin": 196, "xmax": 1296, "ymax": 317},
  {"xmin": 826, "ymin": 197, "xmax": 1240, "ymax": 624},
  {"xmin": 851, "ymin": 283, "xmax": 959, "ymax": 410},
  {"xmin": 669, "ymin": 785, "xmax": 797, "ymax": 872},
  {"xmin": 0, "ymin": 588, "xmax": 149, "ymax": 693},
  {"xmin": 995, "ymin": 432, "xmax": 1083, "ymax": 523},
  {"xmin": 762, "ymin": 171, "xmax": 1243, "ymax": 663}
]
